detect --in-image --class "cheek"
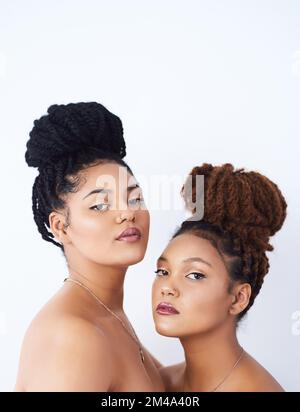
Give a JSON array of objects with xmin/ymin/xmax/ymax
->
[
  {"xmin": 69, "ymin": 212, "xmax": 114, "ymax": 253},
  {"xmin": 180, "ymin": 283, "xmax": 231, "ymax": 328},
  {"xmin": 137, "ymin": 210, "xmax": 150, "ymax": 231},
  {"xmin": 190, "ymin": 284, "xmax": 229, "ymax": 309}
]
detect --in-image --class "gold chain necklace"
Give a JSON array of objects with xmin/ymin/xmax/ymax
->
[
  {"xmin": 63, "ymin": 276, "xmax": 145, "ymax": 364},
  {"xmin": 183, "ymin": 347, "xmax": 244, "ymax": 392}
]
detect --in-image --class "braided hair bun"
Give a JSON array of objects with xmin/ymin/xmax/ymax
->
[
  {"xmin": 25, "ymin": 102, "xmax": 126, "ymax": 170},
  {"xmin": 181, "ymin": 163, "xmax": 287, "ymax": 252},
  {"xmin": 176, "ymin": 163, "xmax": 288, "ymax": 319}
]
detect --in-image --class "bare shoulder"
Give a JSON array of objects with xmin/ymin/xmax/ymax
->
[
  {"xmin": 226, "ymin": 352, "xmax": 284, "ymax": 392},
  {"xmin": 159, "ymin": 362, "xmax": 185, "ymax": 392},
  {"xmin": 16, "ymin": 313, "xmax": 116, "ymax": 392},
  {"xmin": 244, "ymin": 353, "xmax": 284, "ymax": 392}
]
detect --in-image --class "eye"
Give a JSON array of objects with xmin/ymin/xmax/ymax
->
[
  {"xmin": 128, "ymin": 197, "xmax": 144, "ymax": 206},
  {"xmin": 90, "ymin": 203, "xmax": 110, "ymax": 212},
  {"xmin": 185, "ymin": 272, "xmax": 205, "ymax": 281},
  {"xmin": 154, "ymin": 268, "xmax": 169, "ymax": 277}
]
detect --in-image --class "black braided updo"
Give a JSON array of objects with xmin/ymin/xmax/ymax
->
[{"xmin": 25, "ymin": 102, "xmax": 133, "ymax": 254}]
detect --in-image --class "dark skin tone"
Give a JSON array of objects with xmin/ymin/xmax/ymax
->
[
  {"xmin": 152, "ymin": 233, "xmax": 284, "ymax": 392},
  {"xmin": 15, "ymin": 162, "xmax": 164, "ymax": 392}
]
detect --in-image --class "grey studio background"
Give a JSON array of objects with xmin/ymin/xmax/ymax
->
[{"xmin": 0, "ymin": 0, "xmax": 299, "ymax": 391}]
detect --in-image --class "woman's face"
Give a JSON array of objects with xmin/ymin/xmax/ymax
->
[
  {"xmin": 152, "ymin": 233, "xmax": 235, "ymax": 338},
  {"xmin": 59, "ymin": 162, "xmax": 150, "ymax": 267}
]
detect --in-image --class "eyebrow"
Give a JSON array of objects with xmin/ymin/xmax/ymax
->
[
  {"xmin": 157, "ymin": 255, "xmax": 212, "ymax": 268},
  {"xmin": 82, "ymin": 183, "xmax": 140, "ymax": 200}
]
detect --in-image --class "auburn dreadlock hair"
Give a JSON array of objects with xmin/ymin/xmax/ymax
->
[
  {"xmin": 173, "ymin": 163, "xmax": 287, "ymax": 320},
  {"xmin": 25, "ymin": 102, "xmax": 133, "ymax": 255}
]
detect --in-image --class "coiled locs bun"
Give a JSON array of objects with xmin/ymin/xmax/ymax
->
[
  {"xmin": 25, "ymin": 102, "xmax": 126, "ymax": 169},
  {"xmin": 174, "ymin": 163, "xmax": 287, "ymax": 320},
  {"xmin": 25, "ymin": 102, "xmax": 132, "ymax": 253}
]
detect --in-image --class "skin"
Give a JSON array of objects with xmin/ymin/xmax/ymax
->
[
  {"xmin": 15, "ymin": 162, "xmax": 164, "ymax": 392},
  {"xmin": 152, "ymin": 233, "xmax": 284, "ymax": 392}
]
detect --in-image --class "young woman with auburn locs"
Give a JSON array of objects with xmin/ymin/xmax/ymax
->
[
  {"xmin": 152, "ymin": 163, "xmax": 287, "ymax": 392},
  {"xmin": 15, "ymin": 102, "xmax": 164, "ymax": 392}
]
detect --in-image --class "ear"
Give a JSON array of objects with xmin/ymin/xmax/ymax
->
[
  {"xmin": 48, "ymin": 211, "xmax": 71, "ymax": 246},
  {"xmin": 229, "ymin": 283, "xmax": 252, "ymax": 316}
]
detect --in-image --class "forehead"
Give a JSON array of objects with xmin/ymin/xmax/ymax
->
[
  {"xmin": 71, "ymin": 162, "xmax": 137, "ymax": 194},
  {"xmin": 80, "ymin": 162, "xmax": 135, "ymax": 188},
  {"xmin": 162, "ymin": 233, "xmax": 223, "ymax": 266},
  {"xmin": 64, "ymin": 162, "xmax": 137, "ymax": 205}
]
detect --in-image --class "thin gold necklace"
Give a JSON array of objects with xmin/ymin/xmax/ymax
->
[
  {"xmin": 63, "ymin": 276, "xmax": 145, "ymax": 364},
  {"xmin": 183, "ymin": 347, "xmax": 245, "ymax": 392}
]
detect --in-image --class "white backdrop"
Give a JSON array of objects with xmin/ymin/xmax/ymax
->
[{"xmin": 0, "ymin": 0, "xmax": 299, "ymax": 392}]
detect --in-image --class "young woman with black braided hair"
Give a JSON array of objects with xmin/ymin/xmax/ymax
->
[
  {"xmin": 15, "ymin": 102, "xmax": 165, "ymax": 391},
  {"xmin": 152, "ymin": 163, "xmax": 287, "ymax": 392}
]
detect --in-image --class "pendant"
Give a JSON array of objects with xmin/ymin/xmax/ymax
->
[{"xmin": 139, "ymin": 347, "xmax": 145, "ymax": 363}]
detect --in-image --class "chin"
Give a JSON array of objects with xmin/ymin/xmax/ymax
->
[
  {"xmin": 155, "ymin": 324, "xmax": 180, "ymax": 338},
  {"xmin": 153, "ymin": 317, "xmax": 182, "ymax": 338},
  {"xmin": 115, "ymin": 251, "xmax": 146, "ymax": 266},
  {"xmin": 122, "ymin": 246, "xmax": 147, "ymax": 261}
]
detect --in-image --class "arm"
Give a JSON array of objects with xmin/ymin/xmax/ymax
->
[{"xmin": 24, "ymin": 317, "xmax": 115, "ymax": 392}]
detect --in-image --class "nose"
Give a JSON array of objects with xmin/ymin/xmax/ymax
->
[
  {"xmin": 116, "ymin": 210, "xmax": 136, "ymax": 223},
  {"xmin": 160, "ymin": 285, "xmax": 179, "ymax": 297}
]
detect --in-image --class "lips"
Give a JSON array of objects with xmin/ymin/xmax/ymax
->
[
  {"xmin": 116, "ymin": 227, "xmax": 142, "ymax": 241},
  {"xmin": 156, "ymin": 302, "xmax": 180, "ymax": 315}
]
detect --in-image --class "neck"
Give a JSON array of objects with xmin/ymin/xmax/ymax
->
[
  {"xmin": 65, "ymin": 252, "xmax": 127, "ymax": 312},
  {"xmin": 180, "ymin": 321, "xmax": 242, "ymax": 392}
]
